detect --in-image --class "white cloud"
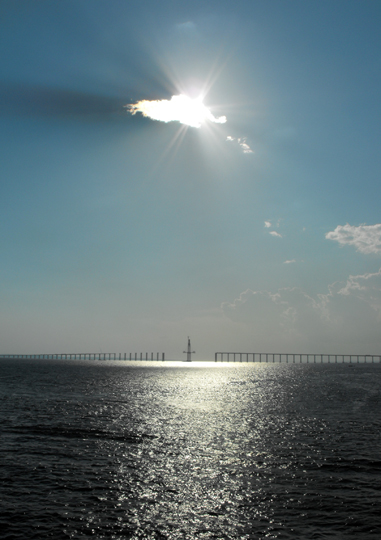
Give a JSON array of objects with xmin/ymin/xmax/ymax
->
[
  {"xmin": 329, "ymin": 269, "xmax": 381, "ymax": 306},
  {"xmin": 326, "ymin": 223, "xmax": 381, "ymax": 255},
  {"xmin": 264, "ymin": 219, "xmax": 283, "ymax": 238},
  {"xmin": 226, "ymin": 136, "xmax": 253, "ymax": 154},
  {"xmin": 126, "ymin": 94, "xmax": 227, "ymax": 129},
  {"xmin": 221, "ymin": 269, "xmax": 381, "ymax": 353},
  {"xmin": 283, "ymin": 259, "xmax": 296, "ymax": 264}
]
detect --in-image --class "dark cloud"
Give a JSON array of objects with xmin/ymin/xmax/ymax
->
[{"xmin": 0, "ymin": 83, "xmax": 129, "ymax": 120}]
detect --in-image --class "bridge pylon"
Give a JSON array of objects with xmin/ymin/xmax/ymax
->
[{"xmin": 183, "ymin": 337, "xmax": 195, "ymax": 362}]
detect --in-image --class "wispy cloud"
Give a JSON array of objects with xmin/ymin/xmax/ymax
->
[
  {"xmin": 175, "ymin": 21, "xmax": 196, "ymax": 32},
  {"xmin": 226, "ymin": 135, "xmax": 253, "ymax": 154},
  {"xmin": 326, "ymin": 223, "xmax": 381, "ymax": 255},
  {"xmin": 283, "ymin": 259, "xmax": 296, "ymax": 264},
  {"xmin": 264, "ymin": 220, "xmax": 283, "ymax": 238},
  {"xmin": 126, "ymin": 94, "xmax": 226, "ymax": 129}
]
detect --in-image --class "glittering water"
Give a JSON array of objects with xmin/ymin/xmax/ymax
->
[{"xmin": 0, "ymin": 359, "xmax": 380, "ymax": 539}]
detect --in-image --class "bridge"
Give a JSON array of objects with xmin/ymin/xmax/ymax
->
[
  {"xmin": 0, "ymin": 352, "xmax": 165, "ymax": 361},
  {"xmin": 1, "ymin": 352, "xmax": 380, "ymax": 363},
  {"xmin": 214, "ymin": 352, "xmax": 381, "ymax": 363}
]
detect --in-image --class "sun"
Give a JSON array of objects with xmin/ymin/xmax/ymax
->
[
  {"xmin": 126, "ymin": 94, "xmax": 226, "ymax": 129},
  {"xmin": 169, "ymin": 94, "xmax": 217, "ymax": 128}
]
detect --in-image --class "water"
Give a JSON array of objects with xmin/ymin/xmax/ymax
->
[{"xmin": 0, "ymin": 359, "xmax": 380, "ymax": 539}]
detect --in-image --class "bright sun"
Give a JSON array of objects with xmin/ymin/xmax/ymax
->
[
  {"xmin": 127, "ymin": 94, "xmax": 227, "ymax": 128},
  {"xmin": 171, "ymin": 95, "xmax": 211, "ymax": 128}
]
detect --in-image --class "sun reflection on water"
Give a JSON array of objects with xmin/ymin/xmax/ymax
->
[{"xmin": 2, "ymin": 360, "xmax": 380, "ymax": 538}]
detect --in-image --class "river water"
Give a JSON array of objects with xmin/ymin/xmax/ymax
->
[{"xmin": 0, "ymin": 359, "xmax": 380, "ymax": 539}]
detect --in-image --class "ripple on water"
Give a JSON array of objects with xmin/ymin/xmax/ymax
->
[{"xmin": 0, "ymin": 360, "xmax": 381, "ymax": 538}]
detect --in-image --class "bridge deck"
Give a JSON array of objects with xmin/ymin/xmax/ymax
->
[{"xmin": 215, "ymin": 352, "xmax": 381, "ymax": 363}]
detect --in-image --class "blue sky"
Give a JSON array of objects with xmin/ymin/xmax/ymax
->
[{"xmin": 1, "ymin": 0, "xmax": 381, "ymax": 358}]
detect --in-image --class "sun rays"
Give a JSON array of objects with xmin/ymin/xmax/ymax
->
[{"xmin": 125, "ymin": 81, "xmax": 252, "ymax": 162}]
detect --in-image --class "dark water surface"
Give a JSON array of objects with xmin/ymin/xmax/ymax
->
[{"xmin": 0, "ymin": 359, "xmax": 380, "ymax": 539}]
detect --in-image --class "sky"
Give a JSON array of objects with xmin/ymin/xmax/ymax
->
[{"xmin": 1, "ymin": 0, "xmax": 381, "ymax": 359}]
